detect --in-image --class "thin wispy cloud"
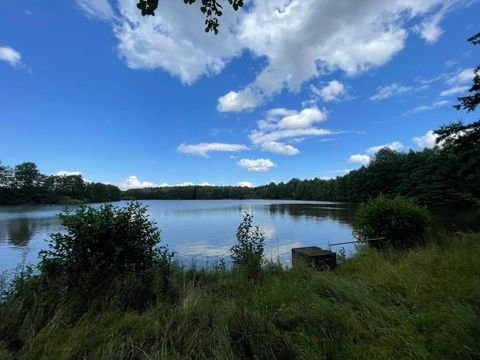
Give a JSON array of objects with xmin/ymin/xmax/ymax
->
[
  {"xmin": 370, "ymin": 83, "xmax": 411, "ymax": 101},
  {"xmin": 177, "ymin": 143, "xmax": 249, "ymax": 157},
  {"xmin": 405, "ymin": 100, "xmax": 449, "ymax": 115},
  {"xmin": 441, "ymin": 67, "xmax": 475, "ymax": 97}
]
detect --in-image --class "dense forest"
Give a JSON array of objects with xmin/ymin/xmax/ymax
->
[
  {"xmin": 0, "ymin": 162, "xmax": 121, "ymax": 205},
  {"xmin": 125, "ymin": 136, "xmax": 479, "ymax": 207}
]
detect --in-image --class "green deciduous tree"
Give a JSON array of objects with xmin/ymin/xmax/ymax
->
[
  {"xmin": 40, "ymin": 202, "xmax": 171, "ymax": 302},
  {"xmin": 14, "ymin": 162, "xmax": 43, "ymax": 192},
  {"xmin": 230, "ymin": 212, "xmax": 264, "ymax": 279},
  {"xmin": 352, "ymin": 195, "xmax": 431, "ymax": 249}
]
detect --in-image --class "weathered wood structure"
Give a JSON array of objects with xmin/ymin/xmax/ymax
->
[{"xmin": 291, "ymin": 246, "xmax": 337, "ymax": 270}]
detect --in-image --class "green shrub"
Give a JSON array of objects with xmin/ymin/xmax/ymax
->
[
  {"xmin": 39, "ymin": 202, "xmax": 171, "ymax": 301},
  {"xmin": 352, "ymin": 195, "xmax": 431, "ymax": 249},
  {"xmin": 230, "ymin": 213, "xmax": 265, "ymax": 279}
]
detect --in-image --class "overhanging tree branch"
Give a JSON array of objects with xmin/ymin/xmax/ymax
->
[{"xmin": 136, "ymin": 0, "xmax": 245, "ymax": 34}]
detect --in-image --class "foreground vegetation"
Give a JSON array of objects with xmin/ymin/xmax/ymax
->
[
  {"xmin": 1, "ymin": 233, "xmax": 479, "ymax": 359},
  {"xmin": 0, "ymin": 201, "xmax": 479, "ymax": 359}
]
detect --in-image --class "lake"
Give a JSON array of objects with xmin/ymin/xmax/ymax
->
[{"xmin": 0, "ymin": 200, "xmax": 356, "ymax": 273}]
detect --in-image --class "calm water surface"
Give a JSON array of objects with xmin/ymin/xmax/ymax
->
[{"xmin": 0, "ymin": 200, "xmax": 356, "ymax": 273}]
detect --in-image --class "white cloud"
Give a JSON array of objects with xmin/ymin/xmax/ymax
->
[
  {"xmin": 260, "ymin": 141, "xmax": 300, "ymax": 156},
  {"xmin": 447, "ymin": 68, "xmax": 475, "ymax": 85},
  {"xmin": 440, "ymin": 85, "xmax": 469, "ymax": 97},
  {"xmin": 76, "ymin": 0, "xmax": 115, "ymax": 21},
  {"xmin": 441, "ymin": 67, "xmax": 475, "ymax": 97},
  {"xmin": 237, "ymin": 181, "xmax": 254, "ymax": 188},
  {"xmin": 113, "ymin": 0, "xmax": 241, "ymax": 85},
  {"xmin": 413, "ymin": 130, "xmax": 439, "ymax": 149},
  {"xmin": 370, "ymin": 83, "xmax": 411, "ymax": 101},
  {"xmin": 198, "ymin": 182, "xmax": 213, "ymax": 186},
  {"xmin": 348, "ymin": 154, "xmax": 371, "ymax": 166},
  {"xmin": 250, "ymin": 106, "xmax": 331, "ymax": 155},
  {"xmin": 238, "ymin": 158, "xmax": 276, "ymax": 172},
  {"xmin": 405, "ymin": 100, "xmax": 449, "ymax": 114},
  {"xmin": 77, "ymin": 0, "xmax": 469, "ymax": 109},
  {"xmin": 175, "ymin": 182, "xmax": 194, "ymax": 187},
  {"xmin": 0, "ymin": 46, "xmax": 23, "ymax": 68},
  {"xmin": 414, "ymin": 5, "xmax": 447, "ymax": 44},
  {"xmin": 311, "ymin": 80, "xmax": 347, "ymax": 102},
  {"xmin": 121, "ymin": 175, "xmax": 156, "ymax": 190},
  {"xmin": 275, "ymin": 107, "xmax": 328, "ymax": 130},
  {"xmin": 366, "ymin": 141, "xmax": 404, "ymax": 154},
  {"xmin": 217, "ymin": 86, "xmax": 263, "ymax": 112},
  {"xmin": 349, "ymin": 140, "xmax": 403, "ymax": 167},
  {"xmin": 177, "ymin": 142, "xmax": 249, "ymax": 157},
  {"xmin": 120, "ymin": 177, "xmax": 215, "ymax": 189},
  {"xmin": 251, "ymin": 128, "xmax": 332, "ymax": 145}
]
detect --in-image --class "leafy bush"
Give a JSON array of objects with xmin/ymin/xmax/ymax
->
[
  {"xmin": 39, "ymin": 202, "xmax": 171, "ymax": 299},
  {"xmin": 352, "ymin": 195, "xmax": 431, "ymax": 249},
  {"xmin": 230, "ymin": 213, "xmax": 265, "ymax": 279}
]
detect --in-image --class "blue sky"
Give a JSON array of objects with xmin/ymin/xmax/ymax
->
[{"xmin": 0, "ymin": 0, "xmax": 478, "ymax": 189}]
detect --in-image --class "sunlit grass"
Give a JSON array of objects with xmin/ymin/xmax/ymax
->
[{"xmin": 1, "ymin": 233, "xmax": 479, "ymax": 359}]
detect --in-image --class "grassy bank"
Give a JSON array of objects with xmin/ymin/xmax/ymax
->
[{"xmin": 1, "ymin": 233, "xmax": 479, "ymax": 359}]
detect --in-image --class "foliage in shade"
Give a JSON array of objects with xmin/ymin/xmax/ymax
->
[
  {"xmin": 39, "ymin": 202, "xmax": 172, "ymax": 302},
  {"xmin": 352, "ymin": 195, "xmax": 431, "ymax": 249},
  {"xmin": 125, "ymin": 144, "xmax": 480, "ymax": 207},
  {"xmin": 1, "ymin": 234, "xmax": 479, "ymax": 358},
  {"xmin": 454, "ymin": 32, "xmax": 480, "ymax": 113},
  {"xmin": 230, "ymin": 212, "xmax": 264, "ymax": 279},
  {"xmin": 0, "ymin": 160, "xmax": 121, "ymax": 205}
]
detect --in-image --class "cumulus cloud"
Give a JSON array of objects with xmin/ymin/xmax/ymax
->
[
  {"xmin": 0, "ymin": 46, "xmax": 23, "ymax": 68},
  {"xmin": 370, "ymin": 83, "xmax": 411, "ymax": 101},
  {"xmin": 250, "ymin": 106, "xmax": 331, "ymax": 155},
  {"xmin": 366, "ymin": 141, "xmax": 404, "ymax": 154},
  {"xmin": 177, "ymin": 142, "xmax": 249, "ymax": 157},
  {"xmin": 175, "ymin": 182, "xmax": 195, "ymax": 187},
  {"xmin": 120, "ymin": 176, "xmax": 215, "ymax": 189},
  {"xmin": 260, "ymin": 141, "xmax": 300, "ymax": 156},
  {"xmin": 237, "ymin": 181, "xmax": 254, "ymax": 188},
  {"xmin": 311, "ymin": 80, "xmax": 347, "ymax": 102},
  {"xmin": 413, "ymin": 130, "xmax": 439, "ymax": 149},
  {"xmin": 112, "ymin": 0, "xmax": 242, "ymax": 85},
  {"xmin": 76, "ymin": 0, "xmax": 468, "ymax": 109},
  {"xmin": 237, "ymin": 158, "xmax": 276, "ymax": 172},
  {"xmin": 217, "ymin": 86, "xmax": 263, "ymax": 112},
  {"xmin": 121, "ymin": 175, "xmax": 157, "ymax": 190},
  {"xmin": 348, "ymin": 154, "xmax": 371, "ymax": 166},
  {"xmin": 441, "ymin": 67, "xmax": 475, "ymax": 97},
  {"xmin": 76, "ymin": 0, "xmax": 115, "ymax": 20},
  {"xmin": 349, "ymin": 140, "xmax": 403, "ymax": 166}
]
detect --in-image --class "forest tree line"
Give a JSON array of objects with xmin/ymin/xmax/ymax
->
[
  {"xmin": 0, "ymin": 162, "xmax": 121, "ymax": 205},
  {"xmin": 125, "ymin": 138, "xmax": 479, "ymax": 207},
  {"xmin": 1, "ymin": 121, "xmax": 478, "ymax": 207}
]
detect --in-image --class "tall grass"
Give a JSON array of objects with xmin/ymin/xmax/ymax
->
[{"xmin": 1, "ymin": 233, "xmax": 479, "ymax": 359}]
